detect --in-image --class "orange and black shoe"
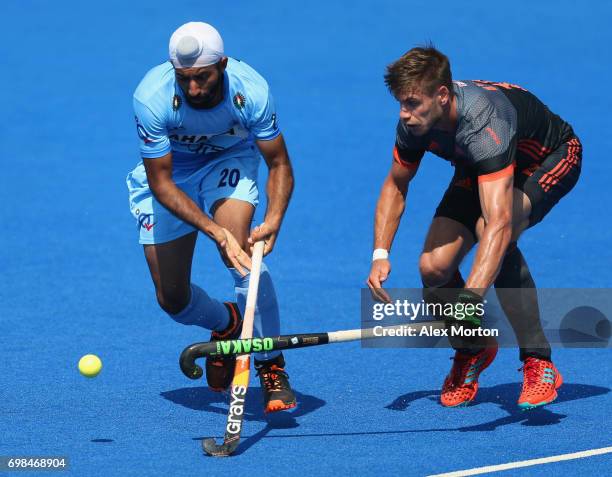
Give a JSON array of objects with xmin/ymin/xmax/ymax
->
[
  {"xmin": 255, "ymin": 354, "xmax": 297, "ymax": 413},
  {"xmin": 518, "ymin": 357, "xmax": 563, "ymax": 410},
  {"xmin": 441, "ymin": 343, "xmax": 498, "ymax": 407},
  {"xmin": 205, "ymin": 302, "xmax": 243, "ymax": 392}
]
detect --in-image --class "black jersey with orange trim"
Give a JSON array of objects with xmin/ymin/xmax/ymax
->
[{"xmin": 394, "ymin": 80, "xmax": 575, "ymax": 178}]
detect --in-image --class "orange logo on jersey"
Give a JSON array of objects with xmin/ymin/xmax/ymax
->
[
  {"xmin": 485, "ymin": 127, "xmax": 502, "ymax": 145},
  {"xmin": 474, "ymin": 80, "xmax": 528, "ymax": 92}
]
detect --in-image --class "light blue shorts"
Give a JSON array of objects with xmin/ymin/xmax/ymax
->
[{"xmin": 126, "ymin": 151, "xmax": 260, "ymax": 244}]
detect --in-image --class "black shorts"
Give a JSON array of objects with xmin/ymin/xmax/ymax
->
[{"xmin": 434, "ymin": 136, "xmax": 582, "ymax": 238}]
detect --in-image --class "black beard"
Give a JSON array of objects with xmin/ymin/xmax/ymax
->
[{"xmin": 186, "ymin": 65, "xmax": 224, "ymax": 109}]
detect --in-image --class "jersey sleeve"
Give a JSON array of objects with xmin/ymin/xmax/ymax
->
[
  {"xmin": 465, "ymin": 108, "xmax": 516, "ymax": 179},
  {"xmin": 393, "ymin": 121, "xmax": 425, "ymax": 168},
  {"xmin": 245, "ymin": 85, "xmax": 281, "ymax": 141},
  {"xmin": 133, "ymin": 97, "xmax": 171, "ymax": 158}
]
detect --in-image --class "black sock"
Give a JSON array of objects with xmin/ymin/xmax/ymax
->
[{"xmin": 494, "ymin": 243, "xmax": 551, "ymax": 361}]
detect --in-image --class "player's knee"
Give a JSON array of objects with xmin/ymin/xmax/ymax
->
[
  {"xmin": 156, "ymin": 289, "xmax": 190, "ymax": 315},
  {"xmin": 419, "ymin": 254, "xmax": 455, "ymax": 287}
]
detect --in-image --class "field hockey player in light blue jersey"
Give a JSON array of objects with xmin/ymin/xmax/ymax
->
[{"xmin": 126, "ymin": 21, "xmax": 297, "ymax": 413}]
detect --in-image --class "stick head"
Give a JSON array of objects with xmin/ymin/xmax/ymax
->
[
  {"xmin": 179, "ymin": 342, "xmax": 217, "ymax": 379},
  {"xmin": 202, "ymin": 437, "xmax": 239, "ymax": 457}
]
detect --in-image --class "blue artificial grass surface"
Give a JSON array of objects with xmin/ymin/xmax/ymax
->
[{"xmin": 1, "ymin": 1, "xmax": 610, "ymax": 475}]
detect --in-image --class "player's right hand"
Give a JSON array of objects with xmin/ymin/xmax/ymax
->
[
  {"xmin": 367, "ymin": 259, "xmax": 392, "ymax": 303},
  {"xmin": 215, "ymin": 227, "xmax": 252, "ymax": 276}
]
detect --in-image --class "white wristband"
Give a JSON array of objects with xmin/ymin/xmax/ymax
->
[{"xmin": 372, "ymin": 248, "xmax": 389, "ymax": 261}]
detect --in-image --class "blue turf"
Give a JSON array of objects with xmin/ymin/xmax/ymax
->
[{"xmin": 1, "ymin": 0, "xmax": 611, "ymax": 475}]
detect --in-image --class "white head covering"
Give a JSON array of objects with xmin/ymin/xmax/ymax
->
[{"xmin": 169, "ymin": 22, "xmax": 224, "ymax": 69}]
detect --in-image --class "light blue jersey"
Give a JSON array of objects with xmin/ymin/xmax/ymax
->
[
  {"xmin": 133, "ymin": 58, "xmax": 280, "ymax": 178},
  {"xmin": 127, "ymin": 57, "xmax": 278, "ymax": 244}
]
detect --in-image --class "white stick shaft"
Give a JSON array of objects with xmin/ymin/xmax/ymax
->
[
  {"xmin": 328, "ymin": 329, "xmax": 363, "ymax": 343},
  {"xmin": 240, "ymin": 241, "xmax": 265, "ymax": 340},
  {"xmin": 328, "ymin": 322, "xmax": 445, "ymax": 343}
]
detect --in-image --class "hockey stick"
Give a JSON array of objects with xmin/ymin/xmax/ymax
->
[
  {"xmin": 202, "ymin": 240, "xmax": 265, "ymax": 457},
  {"xmin": 181, "ymin": 320, "xmax": 446, "ymax": 376}
]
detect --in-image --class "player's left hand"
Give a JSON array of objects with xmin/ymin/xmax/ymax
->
[
  {"xmin": 248, "ymin": 221, "xmax": 278, "ymax": 256},
  {"xmin": 446, "ymin": 289, "xmax": 485, "ymax": 328}
]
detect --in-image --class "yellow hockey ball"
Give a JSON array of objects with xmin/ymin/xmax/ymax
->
[{"xmin": 78, "ymin": 354, "xmax": 102, "ymax": 378}]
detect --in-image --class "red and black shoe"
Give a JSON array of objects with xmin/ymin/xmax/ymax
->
[
  {"xmin": 255, "ymin": 354, "xmax": 297, "ymax": 413},
  {"xmin": 205, "ymin": 302, "xmax": 243, "ymax": 392}
]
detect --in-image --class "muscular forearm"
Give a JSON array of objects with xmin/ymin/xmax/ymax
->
[
  {"xmin": 374, "ymin": 176, "xmax": 407, "ymax": 251},
  {"xmin": 151, "ymin": 181, "xmax": 222, "ymax": 241},
  {"xmin": 264, "ymin": 162, "xmax": 294, "ymax": 227},
  {"xmin": 466, "ymin": 220, "xmax": 512, "ymax": 291}
]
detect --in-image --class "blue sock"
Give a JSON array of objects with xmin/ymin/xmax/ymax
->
[
  {"xmin": 169, "ymin": 284, "xmax": 229, "ymax": 331},
  {"xmin": 230, "ymin": 263, "xmax": 281, "ymax": 361}
]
